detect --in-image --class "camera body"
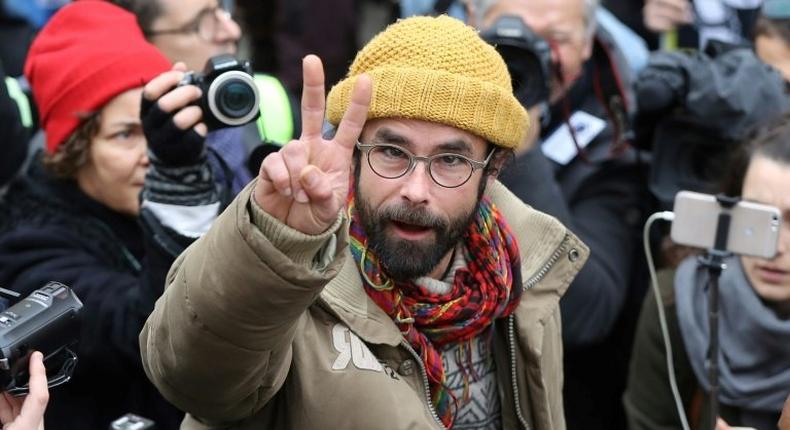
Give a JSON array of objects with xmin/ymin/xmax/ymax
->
[
  {"xmin": 480, "ymin": 14, "xmax": 553, "ymax": 111},
  {"xmin": 0, "ymin": 282, "xmax": 82, "ymax": 395},
  {"xmin": 634, "ymin": 42, "xmax": 790, "ymax": 207},
  {"xmin": 179, "ymin": 54, "xmax": 261, "ymax": 131}
]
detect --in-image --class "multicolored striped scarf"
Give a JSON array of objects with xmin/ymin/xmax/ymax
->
[{"xmin": 348, "ymin": 193, "xmax": 523, "ymax": 428}]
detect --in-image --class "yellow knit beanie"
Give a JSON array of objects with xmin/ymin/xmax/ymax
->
[{"xmin": 326, "ymin": 15, "xmax": 529, "ymax": 150}]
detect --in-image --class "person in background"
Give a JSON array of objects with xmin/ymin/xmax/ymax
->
[
  {"xmin": 780, "ymin": 394, "xmax": 790, "ymax": 430},
  {"xmin": 0, "ymin": 62, "xmax": 30, "ymax": 194},
  {"xmin": 625, "ymin": 113, "xmax": 790, "ymax": 430},
  {"xmin": 643, "ymin": 0, "xmax": 764, "ymax": 49},
  {"xmin": 754, "ymin": 0, "xmax": 790, "ymax": 81},
  {"xmin": 467, "ymin": 0, "xmax": 652, "ymax": 428},
  {"xmin": 141, "ymin": 15, "xmax": 589, "ymax": 430},
  {"xmin": 0, "ymin": 2, "xmax": 219, "ymax": 428},
  {"xmin": 111, "ymin": 0, "xmax": 299, "ymax": 195},
  {"xmin": 0, "ymin": 352, "xmax": 48, "ymax": 430}
]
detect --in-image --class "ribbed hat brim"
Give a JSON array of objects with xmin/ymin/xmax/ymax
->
[{"xmin": 327, "ymin": 67, "xmax": 529, "ymax": 150}]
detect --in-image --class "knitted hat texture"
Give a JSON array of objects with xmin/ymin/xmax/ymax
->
[
  {"xmin": 326, "ymin": 15, "xmax": 530, "ymax": 149},
  {"xmin": 24, "ymin": 0, "xmax": 171, "ymax": 153}
]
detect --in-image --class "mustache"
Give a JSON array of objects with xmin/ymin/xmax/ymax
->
[{"xmin": 379, "ymin": 204, "xmax": 446, "ymax": 230}]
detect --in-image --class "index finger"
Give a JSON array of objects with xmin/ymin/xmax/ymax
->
[
  {"xmin": 332, "ymin": 74, "xmax": 372, "ymax": 151},
  {"xmin": 300, "ymin": 55, "xmax": 327, "ymax": 139},
  {"xmin": 142, "ymin": 65, "xmax": 187, "ymax": 102},
  {"xmin": 15, "ymin": 352, "xmax": 47, "ymax": 428}
]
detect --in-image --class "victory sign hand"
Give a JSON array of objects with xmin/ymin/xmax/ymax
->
[{"xmin": 254, "ymin": 55, "xmax": 372, "ymax": 235}]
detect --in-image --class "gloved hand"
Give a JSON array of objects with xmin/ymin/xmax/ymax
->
[{"xmin": 141, "ymin": 63, "xmax": 208, "ymax": 166}]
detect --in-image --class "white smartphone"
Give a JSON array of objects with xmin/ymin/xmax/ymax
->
[{"xmin": 670, "ymin": 191, "xmax": 781, "ymax": 259}]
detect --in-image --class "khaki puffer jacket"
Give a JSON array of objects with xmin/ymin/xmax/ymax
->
[{"xmin": 140, "ymin": 181, "xmax": 589, "ymax": 429}]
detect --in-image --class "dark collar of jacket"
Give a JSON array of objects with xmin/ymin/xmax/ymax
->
[{"xmin": 0, "ymin": 159, "xmax": 145, "ymax": 263}]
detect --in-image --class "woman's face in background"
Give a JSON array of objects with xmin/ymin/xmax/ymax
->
[
  {"xmin": 756, "ymin": 33, "xmax": 790, "ymax": 82},
  {"xmin": 740, "ymin": 155, "xmax": 790, "ymax": 311},
  {"xmin": 75, "ymin": 88, "xmax": 149, "ymax": 217}
]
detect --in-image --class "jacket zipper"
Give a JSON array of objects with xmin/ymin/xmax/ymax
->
[
  {"xmin": 508, "ymin": 232, "xmax": 572, "ymax": 429},
  {"xmin": 400, "ymin": 341, "xmax": 446, "ymax": 429},
  {"xmin": 522, "ymin": 233, "xmax": 570, "ymax": 291},
  {"xmin": 508, "ymin": 315, "xmax": 530, "ymax": 430}
]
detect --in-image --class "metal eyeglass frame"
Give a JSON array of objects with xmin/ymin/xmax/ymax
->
[
  {"xmin": 355, "ymin": 141, "xmax": 495, "ymax": 188},
  {"xmin": 144, "ymin": 6, "xmax": 231, "ymax": 41}
]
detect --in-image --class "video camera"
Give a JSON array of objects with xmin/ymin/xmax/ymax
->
[
  {"xmin": 634, "ymin": 41, "xmax": 790, "ymax": 207},
  {"xmin": 0, "ymin": 282, "xmax": 82, "ymax": 396},
  {"xmin": 179, "ymin": 54, "xmax": 261, "ymax": 131},
  {"xmin": 480, "ymin": 14, "xmax": 553, "ymax": 113}
]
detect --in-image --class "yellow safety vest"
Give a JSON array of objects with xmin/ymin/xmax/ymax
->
[
  {"xmin": 253, "ymin": 74, "xmax": 293, "ymax": 145},
  {"xmin": 4, "ymin": 77, "xmax": 32, "ymax": 128}
]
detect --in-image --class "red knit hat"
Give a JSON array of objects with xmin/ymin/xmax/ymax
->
[{"xmin": 24, "ymin": 0, "xmax": 171, "ymax": 153}]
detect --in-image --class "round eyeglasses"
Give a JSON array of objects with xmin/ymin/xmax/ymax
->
[
  {"xmin": 356, "ymin": 142, "xmax": 494, "ymax": 188},
  {"xmin": 145, "ymin": 6, "xmax": 232, "ymax": 42}
]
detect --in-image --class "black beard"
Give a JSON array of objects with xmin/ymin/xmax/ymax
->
[{"xmin": 355, "ymin": 192, "xmax": 477, "ymax": 282}]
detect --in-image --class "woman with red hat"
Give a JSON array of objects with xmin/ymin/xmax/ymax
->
[{"xmin": 0, "ymin": 1, "xmax": 217, "ymax": 428}]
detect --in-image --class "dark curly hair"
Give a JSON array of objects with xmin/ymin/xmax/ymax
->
[
  {"xmin": 107, "ymin": 0, "xmax": 164, "ymax": 36},
  {"xmin": 42, "ymin": 112, "xmax": 101, "ymax": 178}
]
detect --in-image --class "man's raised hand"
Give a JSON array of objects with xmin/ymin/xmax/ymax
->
[{"xmin": 255, "ymin": 55, "xmax": 372, "ymax": 235}]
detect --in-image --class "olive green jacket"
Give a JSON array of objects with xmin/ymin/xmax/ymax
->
[{"xmin": 140, "ymin": 180, "xmax": 589, "ymax": 429}]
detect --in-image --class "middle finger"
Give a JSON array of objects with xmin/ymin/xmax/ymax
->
[
  {"xmin": 157, "ymin": 85, "xmax": 202, "ymax": 114},
  {"xmin": 143, "ymin": 70, "xmax": 186, "ymax": 102},
  {"xmin": 281, "ymin": 141, "xmax": 311, "ymax": 203},
  {"xmin": 300, "ymin": 55, "xmax": 327, "ymax": 140}
]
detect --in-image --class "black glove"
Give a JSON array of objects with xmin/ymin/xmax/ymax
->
[{"xmin": 140, "ymin": 94, "xmax": 206, "ymax": 166}]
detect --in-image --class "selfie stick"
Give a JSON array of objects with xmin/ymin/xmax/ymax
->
[{"xmin": 696, "ymin": 194, "xmax": 738, "ymax": 430}]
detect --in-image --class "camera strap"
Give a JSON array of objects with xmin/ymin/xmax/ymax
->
[{"xmin": 6, "ymin": 347, "xmax": 77, "ymax": 397}]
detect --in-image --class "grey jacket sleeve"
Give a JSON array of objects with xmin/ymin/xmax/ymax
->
[{"xmin": 139, "ymin": 181, "xmax": 347, "ymax": 424}]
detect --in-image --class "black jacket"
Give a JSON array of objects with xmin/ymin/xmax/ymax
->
[
  {"xmin": 499, "ymin": 32, "xmax": 653, "ymax": 429},
  {"xmin": 0, "ymin": 164, "xmax": 183, "ymax": 430}
]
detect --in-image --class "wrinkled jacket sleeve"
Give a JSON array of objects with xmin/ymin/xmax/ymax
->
[
  {"xmin": 140, "ymin": 181, "xmax": 347, "ymax": 424},
  {"xmin": 0, "ymin": 222, "xmax": 174, "ymax": 373}
]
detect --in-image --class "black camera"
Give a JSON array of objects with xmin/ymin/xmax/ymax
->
[
  {"xmin": 480, "ymin": 14, "xmax": 553, "ymax": 111},
  {"xmin": 0, "ymin": 282, "xmax": 82, "ymax": 396},
  {"xmin": 179, "ymin": 54, "xmax": 261, "ymax": 131}
]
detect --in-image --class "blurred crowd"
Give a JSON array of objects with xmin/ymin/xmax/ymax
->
[{"xmin": 0, "ymin": 0, "xmax": 787, "ymax": 429}]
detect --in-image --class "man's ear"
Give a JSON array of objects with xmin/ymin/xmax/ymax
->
[
  {"xmin": 486, "ymin": 175, "xmax": 498, "ymax": 188},
  {"xmin": 485, "ymin": 149, "xmax": 511, "ymax": 181}
]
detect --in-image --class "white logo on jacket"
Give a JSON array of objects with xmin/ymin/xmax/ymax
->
[{"xmin": 331, "ymin": 323, "xmax": 383, "ymax": 372}]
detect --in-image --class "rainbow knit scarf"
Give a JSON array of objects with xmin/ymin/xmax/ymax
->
[{"xmin": 348, "ymin": 194, "xmax": 523, "ymax": 428}]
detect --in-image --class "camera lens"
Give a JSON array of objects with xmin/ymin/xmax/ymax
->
[
  {"xmin": 206, "ymin": 70, "xmax": 260, "ymax": 127},
  {"xmin": 217, "ymin": 79, "xmax": 256, "ymax": 118}
]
